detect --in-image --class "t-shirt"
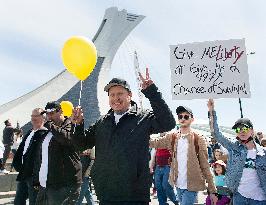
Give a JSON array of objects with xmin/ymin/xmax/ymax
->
[
  {"xmin": 39, "ymin": 132, "xmax": 53, "ymax": 188},
  {"xmin": 215, "ymin": 175, "xmax": 225, "ymax": 187},
  {"xmin": 176, "ymin": 134, "xmax": 189, "ymax": 189},
  {"xmin": 114, "ymin": 112, "xmax": 126, "ymax": 124},
  {"xmin": 238, "ymin": 149, "xmax": 266, "ymax": 201},
  {"xmin": 113, "ymin": 108, "xmax": 131, "ymax": 124}
]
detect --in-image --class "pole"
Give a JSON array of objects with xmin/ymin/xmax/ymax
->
[
  {"xmin": 238, "ymin": 98, "xmax": 243, "ymax": 118},
  {"xmin": 238, "ymin": 51, "xmax": 255, "ymax": 118}
]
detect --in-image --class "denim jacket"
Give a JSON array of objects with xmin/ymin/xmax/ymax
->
[{"xmin": 209, "ymin": 111, "xmax": 266, "ymax": 195}]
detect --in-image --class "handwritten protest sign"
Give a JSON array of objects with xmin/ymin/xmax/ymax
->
[{"xmin": 170, "ymin": 39, "xmax": 251, "ymax": 100}]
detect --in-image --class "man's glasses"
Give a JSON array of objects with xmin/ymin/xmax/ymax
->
[
  {"xmin": 178, "ymin": 114, "xmax": 191, "ymax": 120},
  {"xmin": 235, "ymin": 126, "xmax": 251, "ymax": 134}
]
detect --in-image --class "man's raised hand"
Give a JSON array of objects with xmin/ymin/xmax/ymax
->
[
  {"xmin": 139, "ymin": 67, "xmax": 154, "ymax": 90},
  {"xmin": 207, "ymin": 99, "xmax": 215, "ymax": 112}
]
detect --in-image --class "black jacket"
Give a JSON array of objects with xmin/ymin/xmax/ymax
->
[
  {"xmin": 73, "ymin": 84, "xmax": 176, "ymax": 202},
  {"xmin": 13, "ymin": 128, "xmax": 48, "ymax": 181},
  {"xmin": 2, "ymin": 126, "xmax": 15, "ymax": 145},
  {"xmin": 33, "ymin": 118, "xmax": 82, "ymax": 188}
]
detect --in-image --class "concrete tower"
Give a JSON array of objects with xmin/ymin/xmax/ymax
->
[{"xmin": 0, "ymin": 7, "xmax": 145, "ymax": 138}]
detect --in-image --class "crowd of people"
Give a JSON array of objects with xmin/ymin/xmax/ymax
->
[{"xmin": 1, "ymin": 71, "xmax": 266, "ymax": 205}]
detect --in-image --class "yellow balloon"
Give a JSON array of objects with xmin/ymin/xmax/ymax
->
[
  {"xmin": 62, "ymin": 36, "xmax": 97, "ymax": 81},
  {"xmin": 60, "ymin": 101, "xmax": 74, "ymax": 117}
]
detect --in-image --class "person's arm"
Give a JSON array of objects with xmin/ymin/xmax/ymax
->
[
  {"xmin": 45, "ymin": 120, "xmax": 73, "ymax": 146},
  {"xmin": 197, "ymin": 136, "xmax": 217, "ymax": 194},
  {"xmin": 71, "ymin": 122, "xmax": 96, "ymax": 151},
  {"xmin": 12, "ymin": 140, "xmax": 24, "ymax": 172},
  {"xmin": 142, "ymin": 84, "xmax": 176, "ymax": 134},
  {"xmin": 149, "ymin": 148, "xmax": 156, "ymax": 173},
  {"xmin": 84, "ymin": 147, "xmax": 95, "ymax": 177},
  {"xmin": 139, "ymin": 68, "xmax": 176, "ymax": 134},
  {"xmin": 68, "ymin": 107, "xmax": 96, "ymax": 151},
  {"xmin": 207, "ymin": 99, "xmax": 236, "ymax": 150},
  {"xmin": 149, "ymin": 132, "xmax": 173, "ymax": 149}
]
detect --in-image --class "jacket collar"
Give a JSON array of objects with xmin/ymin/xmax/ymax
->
[
  {"xmin": 238, "ymin": 141, "xmax": 266, "ymax": 156},
  {"xmin": 255, "ymin": 142, "xmax": 266, "ymax": 156}
]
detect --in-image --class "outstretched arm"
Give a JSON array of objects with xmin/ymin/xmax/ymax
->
[{"xmin": 207, "ymin": 99, "xmax": 236, "ymax": 150}]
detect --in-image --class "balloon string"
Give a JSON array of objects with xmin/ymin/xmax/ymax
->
[
  {"xmin": 78, "ymin": 80, "xmax": 83, "ymax": 106},
  {"xmin": 74, "ymin": 80, "xmax": 83, "ymax": 134}
]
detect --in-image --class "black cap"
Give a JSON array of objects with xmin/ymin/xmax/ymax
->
[
  {"xmin": 104, "ymin": 78, "xmax": 131, "ymax": 92},
  {"xmin": 44, "ymin": 101, "xmax": 61, "ymax": 113},
  {"xmin": 232, "ymin": 118, "xmax": 253, "ymax": 129},
  {"xmin": 176, "ymin": 106, "xmax": 193, "ymax": 116}
]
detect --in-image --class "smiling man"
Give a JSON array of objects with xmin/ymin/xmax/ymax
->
[
  {"xmin": 71, "ymin": 69, "xmax": 176, "ymax": 205},
  {"xmin": 208, "ymin": 99, "xmax": 266, "ymax": 204}
]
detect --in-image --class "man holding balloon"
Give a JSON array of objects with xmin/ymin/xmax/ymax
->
[
  {"xmin": 34, "ymin": 101, "xmax": 82, "ymax": 205},
  {"xmin": 60, "ymin": 36, "xmax": 175, "ymax": 204},
  {"xmin": 71, "ymin": 68, "xmax": 176, "ymax": 205}
]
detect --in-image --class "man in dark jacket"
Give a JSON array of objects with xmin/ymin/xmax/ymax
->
[
  {"xmin": 34, "ymin": 101, "xmax": 82, "ymax": 205},
  {"xmin": 13, "ymin": 108, "xmax": 48, "ymax": 205},
  {"xmin": 2, "ymin": 119, "xmax": 16, "ymax": 173},
  {"xmin": 72, "ymin": 69, "xmax": 176, "ymax": 205}
]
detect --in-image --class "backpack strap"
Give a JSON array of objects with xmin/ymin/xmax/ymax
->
[{"xmin": 193, "ymin": 132, "xmax": 200, "ymax": 155}]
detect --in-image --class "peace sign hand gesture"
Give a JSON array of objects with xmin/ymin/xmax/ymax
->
[
  {"xmin": 139, "ymin": 67, "xmax": 154, "ymax": 90},
  {"xmin": 71, "ymin": 106, "xmax": 84, "ymax": 125}
]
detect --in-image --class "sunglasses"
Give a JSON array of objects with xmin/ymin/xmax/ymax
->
[
  {"xmin": 234, "ymin": 126, "xmax": 251, "ymax": 134},
  {"xmin": 178, "ymin": 114, "xmax": 191, "ymax": 120}
]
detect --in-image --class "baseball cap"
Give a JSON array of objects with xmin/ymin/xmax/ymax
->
[
  {"xmin": 104, "ymin": 78, "xmax": 131, "ymax": 92},
  {"xmin": 176, "ymin": 106, "xmax": 193, "ymax": 116},
  {"xmin": 232, "ymin": 118, "xmax": 253, "ymax": 129},
  {"xmin": 43, "ymin": 101, "xmax": 61, "ymax": 113}
]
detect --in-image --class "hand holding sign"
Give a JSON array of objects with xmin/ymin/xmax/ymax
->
[
  {"xmin": 139, "ymin": 68, "xmax": 154, "ymax": 90},
  {"xmin": 207, "ymin": 99, "xmax": 215, "ymax": 112}
]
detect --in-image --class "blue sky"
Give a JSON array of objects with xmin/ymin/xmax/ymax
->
[{"xmin": 0, "ymin": 0, "xmax": 266, "ymax": 132}]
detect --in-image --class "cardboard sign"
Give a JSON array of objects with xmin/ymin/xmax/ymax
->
[{"xmin": 170, "ymin": 39, "xmax": 251, "ymax": 100}]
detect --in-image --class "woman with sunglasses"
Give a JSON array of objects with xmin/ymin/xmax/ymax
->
[{"xmin": 208, "ymin": 99, "xmax": 266, "ymax": 205}]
